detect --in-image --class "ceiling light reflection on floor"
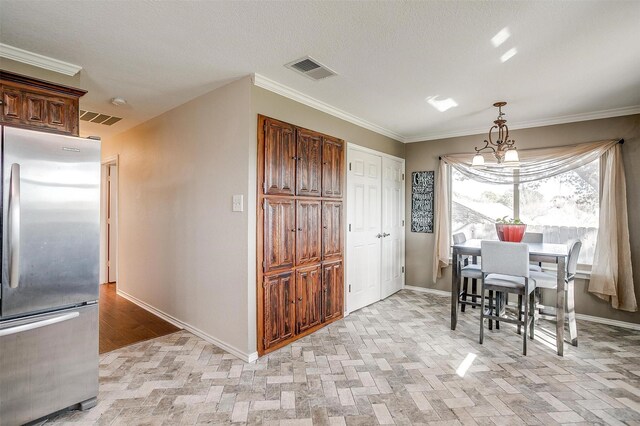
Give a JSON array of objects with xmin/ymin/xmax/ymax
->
[
  {"xmin": 426, "ymin": 96, "xmax": 458, "ymax": 112},
  {"xmin": 455, "ymin": 353, "xmax": 477, "ymax": 377},
  {"xmin": 500, "ymin": 47, "xmax": 518, "ymax": 63},
  {"xmin": 491, "ymin": 27, "xmax": 511, "ymax": 48}
]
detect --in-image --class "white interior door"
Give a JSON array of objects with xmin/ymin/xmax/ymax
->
[
  {"xmin": 346, "ymin": 148, "xmax": 382, "ymax": 313},
  {"xmin": 107, "ymin": 164, "xmax": 117, "ymax": 283},
  {"xmin": 381, "ymin": 157, "xmax": 405, "ymax": 299}
]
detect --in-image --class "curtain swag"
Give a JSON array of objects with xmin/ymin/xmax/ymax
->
[{"xmin": 432, "ymin": 139, "xmax": 637, "ymax": 312}]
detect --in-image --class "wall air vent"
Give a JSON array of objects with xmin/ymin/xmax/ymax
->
[
  {"xmin": 79, "ymin": 110, "xmax": 122, "ymax": 126},
  {"xmin": 285, "ymin": 56, "xmax": 337, "ymax": 81}
]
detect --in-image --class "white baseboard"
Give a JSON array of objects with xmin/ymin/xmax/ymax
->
[
  {"xmin": 402, "ymin": 286, "xmax": 640, "ymax": 331},
  {"xmin": 116, "ymin": 289, "xmax": 258, "ymax": 363},
  {"xmin": 404, "ymin": 285, "xmax": 451, "ymax": 297}
]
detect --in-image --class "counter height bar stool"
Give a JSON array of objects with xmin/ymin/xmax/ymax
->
[
  {"xmin": 453, "ymin": 233, "xmax": 482, "ymax": 312},
  {"xmin": 531, "ymin": 240, "xmax": 582, "ymax": 347},
  {"xmin": 480, "ymin": 241, "xmax": 536, "ymax": 355}
]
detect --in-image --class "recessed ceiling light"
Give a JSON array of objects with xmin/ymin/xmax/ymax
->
[
  {"xmin": 426, "ymin": 96, "xmax": 458, "ymax": 112},
  {"xmin": 500, "ymin": 47, "xmax": 518, "ymax": 63},
  {"xmin": 110, "ymin": 97, "xmax": 127, "ymax": 106},
  {"xmin": 491, "ymin": 27, "xmax": 511, "ymax": 48}
]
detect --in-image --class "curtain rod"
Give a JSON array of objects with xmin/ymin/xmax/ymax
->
[{"xmin": 438, "ymin": 139, "xmax": 624, "ymax": 160}]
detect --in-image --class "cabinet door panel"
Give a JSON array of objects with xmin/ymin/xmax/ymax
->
[
  {"xmin": 322, "ymin": 201, "xmax": 343, "ymax": 259},
  {"xmin": 322, "ymin": 261, "xmax": 344, "ymax": 322},
  {"xmin": 322, "ymin": 137, "xmax": 344, "ymax": 198},
  {"xmin": 296, "ymin": 128, "xmax": 322, "ymax": 196},
  {"xmin": 264, "ymin": 118, "xmax": 296, "ymax": 195},
  {"xmin": 2, "ymin": 87, "xmax": 23, "ymax": 122},
  {"xmin": 263, "ymin": 273, "xmax": 295, "ymax": 349},
  {"xmin": 296, "ymin": 265, "xmax": 322, "ymax": 333},
  {"xmin": 264, "ymin": 199, "xmax": 295, "ymax": 272},
  {"xmin": 296, "ymin": 200, "xmax": 321, "ymax": 265}
]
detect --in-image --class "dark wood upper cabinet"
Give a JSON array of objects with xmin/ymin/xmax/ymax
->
[
  {"xmin": 263, "ymin": 272, "xmax": 295, "ymax": 349},
  {"xmin": 263, "ymin": 198, "xmax": 296, "ymax": 272},
  {"xmin": 0, "ymin": 70, "xmax": 86, "ymax": 136},
  {"xmin": 322, "ymin": 201, "xmax": 343, "ymax": 259},
  {"xmin": 322, "ymin": 136, "xmax": 344, "ymax": 198},
  {"xmin": 296, "ymin": 200, "xmax": 321, "ymax": 266},
  {"xmin": 296, "ymin": 128, "xmax": 322, "ymax": 197},
  {"xmin": 263, "ymin": 118, "xmax": 296, "ymax": 195},
  {"xmin": 322, "ymin": 260, "xmax": 343, "ymax": 322},
  {"xmin": 296, "ymin": 265, "xmax": 322, "ymax": 333}
]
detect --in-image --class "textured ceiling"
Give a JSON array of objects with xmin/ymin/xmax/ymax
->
[{"xmin": 1, "ymin": 1, "xmax": 639, "ymax": 141}]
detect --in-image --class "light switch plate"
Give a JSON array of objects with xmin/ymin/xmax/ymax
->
[{"xmin": 232, "ymin": 194, "xmax": 243, "ymax": 212}]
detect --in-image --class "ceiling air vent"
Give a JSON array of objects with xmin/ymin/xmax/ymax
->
[
  {"xmin": 79, "ymin": 110, "xmax": 122, "ymax": 126},
  {"xmin": 285, "ymin": 56, "xmax": 337, "ymax": 81}
]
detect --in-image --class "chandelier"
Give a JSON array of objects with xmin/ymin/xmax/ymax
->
[{"xmin": 472, "ymin": 102, "xmax": 519, "ymax": 166}]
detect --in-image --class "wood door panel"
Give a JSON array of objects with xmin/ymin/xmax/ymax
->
[
  {"xmin": 296, "ymin": 265, "xmax": 322, "ymax": 333},
  {"xmin": 323, "ymin": 260, "xmax": 343, "ymax": 322},
  {"xmin": 322, "ymin": 136, "xmax": 344, "ymax": 198},
  {"xmin": 263, "ymin": 118, "xmax": 296, "ymax": 195},
  {"xmin": 263, "ymin": 272, "xmax": 295, "ymax": 349},
  {"xmin": 2, "ymin": 87, "xmax": 23, "ymax": 122},
  {"xmin": 322, "ymin": 201, "xmax": 343, "ymax": 259},
  {"xmin": 296, "ymin": 128, "xmax": 322, "ymax": 197},
  {"xmin": 264, "ymin": 199, "xmax": 296, "ymax": 272},
  {"xmin": 296, "ymin": 200, "xmax": 322, "ymax": 265}
]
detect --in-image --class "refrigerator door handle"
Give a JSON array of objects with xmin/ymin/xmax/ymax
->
[
  {"xmin": 0, "ymin": 311, "xmax": 79, "ymax": 337},
  {"xmin": 9, "ymin": 163, "xmax": 21, "ymax": 288}
]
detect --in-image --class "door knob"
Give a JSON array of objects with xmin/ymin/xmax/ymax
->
[
  {"xmin": 298, "ymin": 297, "xmax": 303, "ymax": 301},
  {"xmin": 383, "ymin": 233, "xmax": 390, "ymax": 237},
  {"xmin": 376, "ymin": 233, "xmax": 383, "ymax": 238}
]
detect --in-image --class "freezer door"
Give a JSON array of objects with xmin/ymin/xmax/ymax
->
[
  {"xmin": 1, "ymin": 127, "xmax": 100, "ymax": 318},
  {"xmin": 0, "ymin": 304, "xmax": 99, "ymax": 425}
]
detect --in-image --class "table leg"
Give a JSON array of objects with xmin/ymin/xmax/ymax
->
[
  {"xmin": 556, "ymin": 256, "xmax": 566, "ymax": 356},
  {"xmin": 451, "ymin": 247, "xmax": 459, "ymax": 330}
]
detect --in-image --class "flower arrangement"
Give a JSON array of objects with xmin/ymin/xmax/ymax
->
[{"xmin": 495, "ymin": 217, "xmax": 527, "ymax": 242}]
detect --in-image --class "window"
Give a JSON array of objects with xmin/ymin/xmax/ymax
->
[{"xmin": 451, "ymin": 159, "xmax": 599, "ymax": 265}]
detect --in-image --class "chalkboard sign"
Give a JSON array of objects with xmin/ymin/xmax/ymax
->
[{"xmin": 411, "ymin": 171, "xmax": 434, "ymax": 233}]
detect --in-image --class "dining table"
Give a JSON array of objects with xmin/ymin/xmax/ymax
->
[{"xmin": 451, "ymin": 239, "xmax": 569, "ymax": 356}]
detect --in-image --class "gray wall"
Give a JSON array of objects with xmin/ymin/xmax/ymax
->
[
  {"xmin": 405, "ymin": 114, "xmax": 640, "ymax": 324},
  {"xmin": 252, "ymin": 86, "xmax": 405, "ymax": 158},
  {"xmin": 103, "ymin": 76, "xmax": 257, "ymax": 357}
]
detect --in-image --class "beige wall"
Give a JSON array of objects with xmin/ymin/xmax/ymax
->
[
  {"xmin": 102, "ymin": 76, "xmax": 256, "ymax": 357},
  {"xmin": 405, "ymin": 114, "xmax": 640, "ymax": 324},
  {"xmin": 252, "ymin": 86, "xmax": 405, "ymax": 158}
]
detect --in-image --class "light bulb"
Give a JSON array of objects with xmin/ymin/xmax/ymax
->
[
  {"xmin": 472, "ymin": 153, "xmax": 485, "ymax": 167},
  {"xmin": 504, "ymin": 148, "xmax": 520, "ymax": 165}
]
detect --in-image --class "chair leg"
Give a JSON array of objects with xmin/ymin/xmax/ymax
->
[
  {"xmin": 471, "ymin": 279, "xmax": 477, "ymax": 309},
  {"xmin": 479, "ymin": 283, "xmax": 485, "ymax": 345},
  {"xmin": 517, "ymin": 295, "xmax": 522, "ymax": 335},
  {"xmin": 567, "ymin": 280, "xmax": 578, "ymax": 347},
  {"xmin": 488, "ymin": 290, "xmax": 494, "ymax": 331},
  {"xmin": 529, "ymin": 292, "xmax": 535, "ymax": 340},
  {"xmin": 495, "ymin": 292, "xmax": 500, "ymax": 330},
  {"xmin": 523, "ymin": 292, "xmax": 529, "ymax": 356},
  {"xmin": 461, "ymin": 277, "xmax": 468, "ymax": 313}
]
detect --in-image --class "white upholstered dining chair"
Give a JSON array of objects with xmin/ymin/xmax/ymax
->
[
  {"xmin": 521, "ymin": 232, "xmax": 543, "ymax": 271},
  {"xmin": 530, "ymin": 240, "xmax": 582, "ymax": 346},
  {"xmin": 480, "ymin": 241, "xmax": 536, "ymax": 355},
  {"xmin": 453, "ymin": 232, "xmax": 481, "ymax": 311}
]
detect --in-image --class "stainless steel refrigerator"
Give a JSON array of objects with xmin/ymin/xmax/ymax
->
[{"xmin": 0, "ymin": 126, "xmax": 100, "ymax": 425}]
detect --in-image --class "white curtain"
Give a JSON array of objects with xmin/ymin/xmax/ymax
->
[
  {"xmin": 433, "ymin": 139, "xmax": 637, "ymax": 312},
  {"xmin": 589, "ymin": 144, "xmax": 637, "ymax": 311},
  {"xmin": 432, "ymin": 160, "xmax": 450, "ymax": 283}
]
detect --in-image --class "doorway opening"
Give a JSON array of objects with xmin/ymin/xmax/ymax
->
[{"xmin": 100, "ymin": 156, "xmax": 118, "ymax": 286}]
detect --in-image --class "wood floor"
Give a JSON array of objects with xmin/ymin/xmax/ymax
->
[{"xmin": 99, "ymin": 283, "xmax": 180, "ymax": 354}]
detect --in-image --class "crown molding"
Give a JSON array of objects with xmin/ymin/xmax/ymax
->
[
  {"xmin": 404, "ymin": 105, "xmax": 640, "ymax": 143},
  {"xmin": 0, "ymin": 43, "xmax": 82, "ymax": 76},
  {"xmin": 252, "ymin": 73, "xmax": 405, "ymax": 142}
]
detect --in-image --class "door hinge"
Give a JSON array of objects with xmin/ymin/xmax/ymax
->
[
  {"xmin": 349, "ymin": 162, "xmax": 352, "ymax": 171},
  {"xmin": 263, "ymin": 181, "xmax": 267, "ymax": 193},
  {"xmin": 263, "ymin": 338, "xmax": 267, "ymax": 347},
  {"xmin": 402, "ymin": 173, "xmax": 405, "ymax": 181},
  {"xmin": 262, "ymin": 281, "xmax": 267, "ymax": 288},
  {"xmin": 348, "ymin": 223, "xmax": 351, "ymax": 232},
  {"xmin": 263, "ymin": 122, "xmax": 267, "ymax": 131},
  {"xmin": 107, "ymin": 260, "xmax": 111, "ymax": 267},
  {"xmin": 262, "ymin": 199, "xmax": 267, "ymax": 209},
  {"xmin": 348, "ymin": 284, "xmax": 351, "ymax": 292},
  {"xmin": 402, "ymin": 220, "xmax": 404, "ymax": 227},
  {"xmin": 402, "ymin": 266, "xmax": 405, "ymax": 273},
  {"xmin": 262, "ymin": 260, "xmax": 266, "ymax": 270}
]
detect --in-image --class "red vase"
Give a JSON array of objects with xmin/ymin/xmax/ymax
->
[{"xmin": 495, "ymin": 223, "xmax": 527, "ymax": 242}]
